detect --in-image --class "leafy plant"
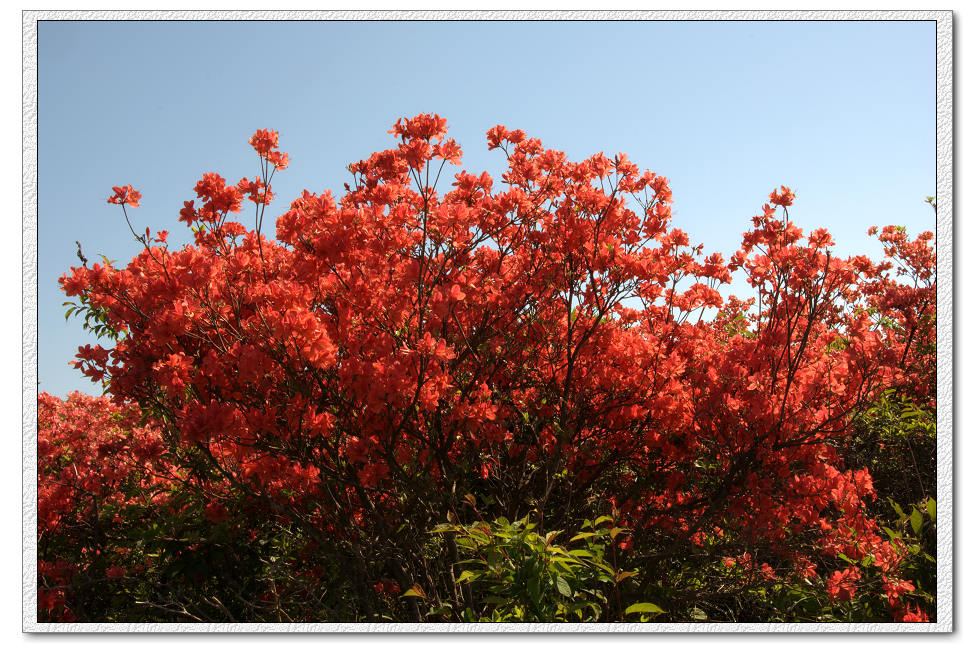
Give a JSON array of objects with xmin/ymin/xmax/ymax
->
[{"xmin": 425, "ymin": 511, "xmax": 663, "ymax": 622}]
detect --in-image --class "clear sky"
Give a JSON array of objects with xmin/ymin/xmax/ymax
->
[{"xmin": 36, "ymin": 19, "xmax": 936, "ymax": 398}]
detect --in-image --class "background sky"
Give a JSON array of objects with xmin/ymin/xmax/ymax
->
[{"xmin": 36, "ymin": 19, "xmax": 936, "ymax": 398}]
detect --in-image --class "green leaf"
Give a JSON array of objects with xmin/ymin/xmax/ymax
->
[
  {"xmin": 689, "ymin": 606, "xmax": 708, "ymax": 621},
  {"xmin": 555, "ymin": 575, "xmax": 572, "ymax": 597},
  {"xmin": 456, "ymin": 570, "xmax": 478, "ymax": 583},
  {"xmin": 889, "ymin": 498, "xmax": 907, "ymax": 520},
  {"xmin": 926, "ymin": 498, "xmax": 937, "ymax": 522},
  {"xmin": 594, "ymin": 516, "xmax": 614, "ymax": 526},
  {"xmin": 910, "ymin": 508, "xmax": 923, "ymax": 535},
  {"xmin": 591, "ymin": 559, "xmax": 616, "ymax": 574},
  {"xmin": 467, "ymin": 530, "xmax": 490, "ymax": 544},
  {"xmin": 401, "ymin": 585, "xmax": 426, "ymax": 600},
  {"xmin": 569, "ymin": 532, "xmax": 599, "ymax": 542},
  {"xmin": 551, "ymin": 558, "xmax": 577, "ymax": 574},
  {"xmin": 426, "ymin": 604, "xmax": 453, "ymax": 617},
  {"xmin": 625, "ymin": 602, "xmax": 664, "ymax": 615}
]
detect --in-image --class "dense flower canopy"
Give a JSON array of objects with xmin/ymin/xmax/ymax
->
[{"xmin": 45, "ymin": 114, "xmax": 936, "ymax": 623}]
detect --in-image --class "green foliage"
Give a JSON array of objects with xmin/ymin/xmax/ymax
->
[
  {"xmin": 886, "ymin": 497, "xmax": 938, "ymax": 610},
  {"xmin": 423, "ymin": 513, "xmax": 662, "ymax": 622},
  {"xmin": 62, "ymin": 298, "xmax": 121, "ymax": 342},
  {"xmin": 847, "ymin": 390, "xmax": 936, "ymax": 522}
]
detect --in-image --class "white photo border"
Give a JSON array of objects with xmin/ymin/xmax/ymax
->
[{"xmin": 21, "ymin": 8, "xmax": 953, "ymax": 633}]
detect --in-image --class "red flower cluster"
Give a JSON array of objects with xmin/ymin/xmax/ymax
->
[
  {"xmin": 768, "ymin": 185, "xmax": 795, "ymax": 207},
  {"xmin": 249, "ymin": 128, "xmax": 288, "ymax": 169},
  {"xmin": 37, "ymin": 392, "xmax": 173, "ymax": 620},
  {"xmin": 107, "ymin": 184, "xmax": 141, "ymax": 207},
  {"xmin": 827, "ymin": 566, "xmax": 861, "ymax": 602},
  {"xmin": 372, "ymin": 578, "xmax": 401, "ymax": 597}
]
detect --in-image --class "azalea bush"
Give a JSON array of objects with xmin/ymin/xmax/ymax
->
[
  {"xmin": 37, "ymin": 392, "xmax": 172, "ymax": 621},
  {"xmin": 42, "ymin": 113, "xmax": 936, "ymax": 623}
]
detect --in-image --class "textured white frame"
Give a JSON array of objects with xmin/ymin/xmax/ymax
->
[{"xmin": 21, "ymin": 9, "xmax": 953, "ymax": 633}]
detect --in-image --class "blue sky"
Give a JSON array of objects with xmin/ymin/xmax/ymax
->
[{"xmin": 36, "ymin": 19, "xmax": 936, "ymax": 398}]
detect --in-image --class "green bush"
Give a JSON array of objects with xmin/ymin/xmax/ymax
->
[{"xmin": 412, "ymin": 507, "xmax": 664, "ymax": 622}]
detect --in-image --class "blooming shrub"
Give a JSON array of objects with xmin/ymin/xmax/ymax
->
[
  {"xmin": 45, "ymin": 113, "xmax": 936, "ymax": 622},
  {"xmin": 37, "ymin": 392, "xmax": 172, "ymax": 621}
]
